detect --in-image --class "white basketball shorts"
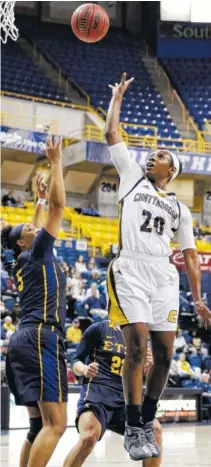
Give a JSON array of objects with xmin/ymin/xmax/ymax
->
[{"xmin": 107, "ymin": 250, "xmax": 179, "ymax": 331}]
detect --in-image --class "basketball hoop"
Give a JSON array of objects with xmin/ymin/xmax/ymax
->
[{"xmin": 0, "ymin": 1, "xmax": 19, "ymax": 44}]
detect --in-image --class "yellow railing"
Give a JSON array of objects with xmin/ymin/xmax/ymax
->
[
  {"xmin": 204, "ymin": 120, "xmax": 211, "ymax": 134},
  {"xmin": 1, "ymin": 111, "xmax": 58, "ymax": 134},
  {"xmin": 171, "ymin": 89, "xmax": 187, "ymax": 125},
  {"xmin": 155, "ymin": 59, "xmax": 172, "ymax": 100},
  {"xmin": 2, "ymin": 92, "xmax": 211, "ymax": 154},
  {"xmin": 31, "ymin": 41, "xmax": 90, "ymax": 106},
  {"xmin": 1, "ymin": 91, "xmax": 94, "ymax": 113},
  {"xmin": 81, "ymin": 124, "xmax": 211, "ymax": 154},
  {"xmin": 154, "ymin": 60, "xmax": 206, "ymax": 141}
]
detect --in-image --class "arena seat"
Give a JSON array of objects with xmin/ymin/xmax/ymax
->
[
  {"xmin": 1, "ymin": 40, "xmax": 68, "ymax": 102},
  {"xmin": 162, "ymin": 59, "xmax": 211, "ymax": 130},
  {"xmin": 15, "ymin": 16, "xmax": 181, "ymax": 142}
]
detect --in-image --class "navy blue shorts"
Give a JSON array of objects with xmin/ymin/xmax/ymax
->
[
  {"xmin": 76, "ymin": 383, "xmax": 126, "ymax": 440},
  {"xmin": 6, "ymin": 325, "xmax": 68, "ymax": 406}
]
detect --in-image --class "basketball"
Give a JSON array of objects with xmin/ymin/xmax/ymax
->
[{"xmin": 71, "ymin": 3, "xmax": 110, "ymax": 43}]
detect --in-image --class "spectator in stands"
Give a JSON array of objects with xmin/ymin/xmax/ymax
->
[
  {"xmin": 67, "ymin": 271, "xmax": 83, "ymax": 299},
  {"xmin": 2, "ymin": 190, "xmax": 18, "ymax": 207},
  {"xmin": 87, "ymin": 256, "xmax": 99, "ymax": 272},
  {"xmin": 0, "ymin": 301, "xmax": 8, "ymax": 322},
  {"xmin": 201, "ymin": 347, "xmax": 211, "ymax": 372},
  {"xmin": 193, "ymin": 222, "xmax": 203, "ymax": 239},
  {"xmin": 0, "ymin": 339, "xmax": 9, "ymax": 361},
  {"xmin": 3, "ymin": 316, "xmax": 16, "ymax": 333},
  {"xmin": 168, "ymin": 359, "xmax": 182, "ymax": 387},
  {"xmin": 82, "ymin": 283, "xmax": 108, "ymax": 320},
  {"xmin": 66, "ymin": 318, "xmax": 82, "ymax": 348},
  {"xmin": 191, "ymin": 330, "xmax": 201, "ymax": 350},
  {"xmin": 177, "ymin": 352, "xmax": 198, "ymax": 379},
  {"xmin": 82, "ymin": 204, "xmax": 100, "ymax": 217},
  {"xmin": 11, "ymin": 303, "xmax": 20, "ymax": 325},
  {"xmin": 86, "ymin": 282, "xmax": 100, "ymax": 299},
  {"xmin": 60, "ymin": 261, "xmax": 69, "ymax": 274},
  {"xmin": 173, "ymin": 329, "xmax": 187, "ymax": 353},
  {"xmin": 16, "ymin": 196, "xmax": 25, "ymax": 208},
  {"xmin": 66, "ymin": 271, "xmax": 85, "ymax": 318},
  {"xmin": 75, "ymin": 255, "xmax": 87, "ymax": 273}
]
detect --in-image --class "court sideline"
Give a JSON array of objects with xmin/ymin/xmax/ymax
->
[{"xmin": 1, "ymin": 423, "xmax": 211, "ymax": 466}]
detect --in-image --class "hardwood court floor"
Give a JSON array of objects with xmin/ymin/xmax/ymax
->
[{"xmin": 1, "ymin": 424, "xmax": 211, "ymax": 466}]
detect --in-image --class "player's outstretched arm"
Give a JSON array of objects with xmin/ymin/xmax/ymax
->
[
  {"xmin": 105, "ymin": 72, "xmax": 134, "ymax": 146},
  {"xmin": 32, "ymin": 174, "xmax": 48, "ymax": 229},
  {"xmin": 178, "ymin": 204, "xmax": 211, "ymax": 329},
  {"xmin": 183, "ymin": 248, "xmax": 211, "ymax": 329},
  {"xmin": 72, "ymin": 324, "xmax": 100, "ymax": 378},
  {"xmin": 44, "ymin": 136, "xmax": 66, "ymax": 238}
]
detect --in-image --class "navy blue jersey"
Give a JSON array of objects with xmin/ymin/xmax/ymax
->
[
  {"xmin": 72, "ymin": 320, "xmax": 126, "ymax": 394},
  {"xmin": 13, "ymin": 228, "xmax": 66, "ymax": 334}
]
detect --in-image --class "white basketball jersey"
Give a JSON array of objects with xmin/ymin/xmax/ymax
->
[
  {"xmin": 109, "ymin": 142, "xmax": 196, "ymax": 257},
  {"xmin": 119, "ymin": 177, "xmax": 180, "ymax": 257}
]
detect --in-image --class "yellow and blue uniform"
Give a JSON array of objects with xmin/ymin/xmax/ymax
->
[
  {"xmin": 6, "ymin": 228, "xmax": 68, "ymax": 406},
  {"xmin": 73, "ymin": 320, "xmax": 126, "ymax": 439}
]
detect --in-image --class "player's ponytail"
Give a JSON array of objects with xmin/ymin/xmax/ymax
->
[{"xmin": 1, "ymin": 225, "xmax": 21, "ymax": 259}]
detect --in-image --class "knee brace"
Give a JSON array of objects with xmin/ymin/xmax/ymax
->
[{"xmin": 27, "ymin": 417, "xmax": 43, "ymax": 444}]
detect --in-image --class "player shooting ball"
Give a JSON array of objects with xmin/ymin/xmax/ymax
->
[{"xmin": 104, "ymin": 72, "xmax": 211, "ymax": 461}]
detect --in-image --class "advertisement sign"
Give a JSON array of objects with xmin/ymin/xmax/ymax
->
[
  {"xmin": 171, "ymin": 250, "xmax": 211, "ymax": 272},
  {"xmin": 0, "ymin": 126, "xmax": 48, "ymax": 155},
  {"xmin": 157, "ymin": 397, "xmax": 197, "ymax": 423},
  {"xmin": 157, "ymin": 22, "xmax": 211, "ymax": 57},
  {"xmin": 86, "ymin": 142, "xmax": 211, "ymax": 176},
  {"xmin": 159, "ymin": 22, "xmax": 211, "ymax": 39},
  {"xmin": 9, "ymin": 388, "xmax": 201, "ymax": 428}
]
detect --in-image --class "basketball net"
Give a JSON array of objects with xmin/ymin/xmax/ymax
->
[{"xmin": 0, "ymin": 0, "xmax": 19, "ymax": 44}]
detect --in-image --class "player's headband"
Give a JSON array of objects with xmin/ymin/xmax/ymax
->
[
  {"xmin": 9, "ymin": 224, "xmax": 24, "ymax": 249},
  {"xmin": 168, "ymin": 151, "xmax": 180, "ymax": 180}
]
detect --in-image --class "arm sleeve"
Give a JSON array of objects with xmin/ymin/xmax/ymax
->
[
  {"xmin": 177, "ymin": 204, "xmax": 196, "ymax": 251},
  {"xmin": 72, "ymin": 323, "xmax": 101, "ymax": 365},
  {"xmin": 31, "ymin": 227, "xmax": 55, "ymax": 261},
  {"xmin": 109, "ymin": 142, "xmax": 144, "ymax": 200}
]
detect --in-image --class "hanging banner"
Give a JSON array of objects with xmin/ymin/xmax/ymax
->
[
  {"xmin": 0, "ymin": 126, "xmax": 48, "ymax": 154},
  {"xmin": 86, "ymin": 141, "xmax": 211, "ymax": 176}
]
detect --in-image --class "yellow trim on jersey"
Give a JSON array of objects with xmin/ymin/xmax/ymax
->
[
  {"xmin": 107, "ymin": 262, "xmax": 129, "ymax": 327},
  {"xmin": 56, "ymin": 335, "xmax": 62, "ymax": 402},
  {"xmin": 38, "ymin": 323, "xmax": 43, "ymax": 400},
  {"xmin": 84, "ymin": 348, "xmax": 96, "ymax": 402},
  {"xmin": 84, "ymin": 380, "xmax": 92, "ymax": 401},
  {"xmin": 42, "ymin": 265, "xmax": 47, "ymax": 322},
  {"xmin": 53, "ymin": 263, "xmax": 59, "ymax": 323}
]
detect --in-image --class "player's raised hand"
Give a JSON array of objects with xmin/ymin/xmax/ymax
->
[
  {"xmin": 195, "ymin": 301, "xmax": 211, "ymax": 329},
  {"xmin": 45, "ymin": 136, "xmax": 62, "ymax": 163},
  {"xmin": 108, "ymin": 72, "xmax": 134, "ymax": 98},
  {"xmin": 36, "ymin": 173, "xmax": 48, "ymax": 199},
  {"xmin": 84, "ymin": 362, "xmax": 99, "ymax": 379}
]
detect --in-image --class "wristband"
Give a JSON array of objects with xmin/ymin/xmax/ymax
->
[
  {"xmin": 194, "ymin": 300, "xmax": 201, "ymax": 306},
  {"xmin": 37, "ymin": 198, "xmax": 46, "ymax": 205}
]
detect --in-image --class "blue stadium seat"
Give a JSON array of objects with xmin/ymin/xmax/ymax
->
[
  {"xmin": 1, "ymin": 40, "xmax": 68, "ymax": 102},
  {"xmin": 162, "ymin": 58, "xmax": 211, "ymax": 130},
  {"xmin": 14, "ymin": 15, "xmax": 181, "ymax": 139}
]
